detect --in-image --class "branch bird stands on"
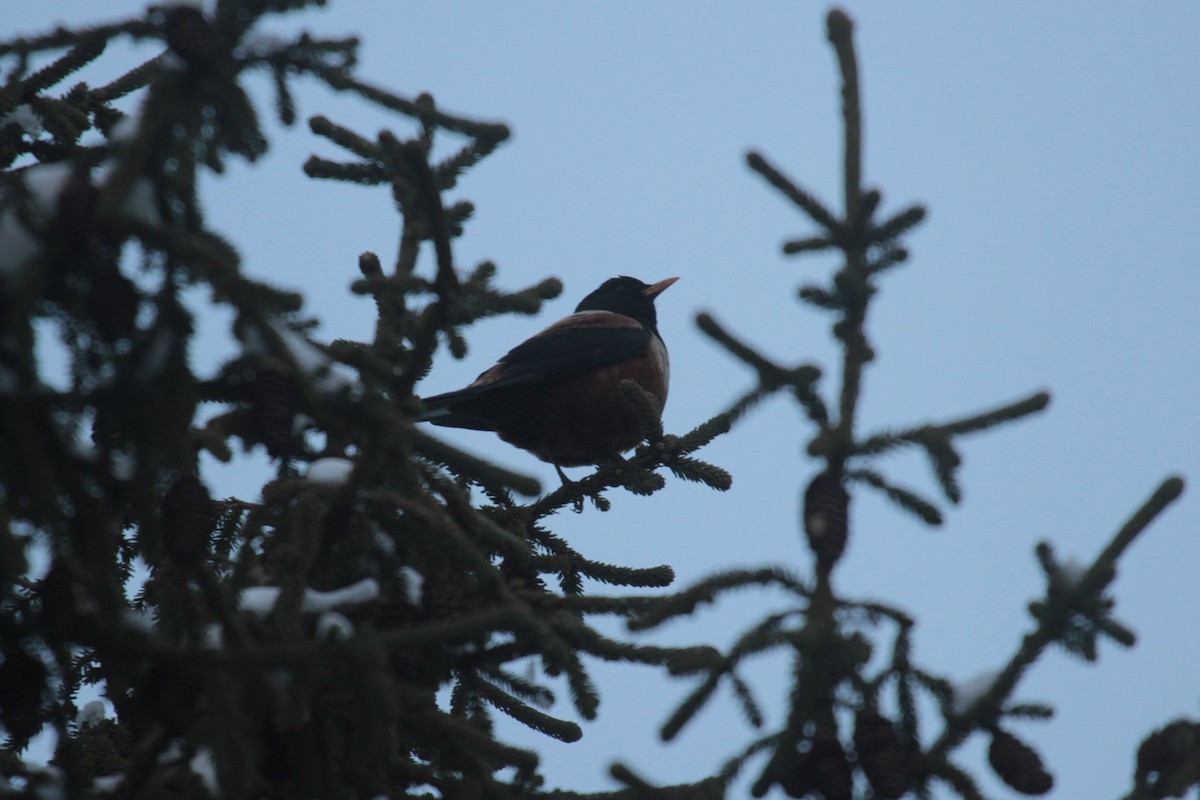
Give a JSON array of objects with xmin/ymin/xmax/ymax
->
[{"xmin": 418, "ymin": 276, "xmax": 678, "ymax": 481}]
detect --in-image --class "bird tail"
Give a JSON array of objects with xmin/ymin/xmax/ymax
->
[{"xmin": 416, "ymin": 391, "xmax": 496, "ymax": 431}]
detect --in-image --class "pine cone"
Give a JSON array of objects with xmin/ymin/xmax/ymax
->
[
  {"xmin": 803, "ymin": 470, "xmax": 849, "ymax": 571},
  {"xmin": 75, "ymin": 719, "xmax": 131, "ymax": 777},
  {"xmin": 249, "ymin": 360, "xmax": 298, "ymax": 457},
  {"xmin": 91, "ymin": 411, "xmax": 122, "ymax": 451},
  {"xmin": 88, "ymin": 263, "xmax": 140, "ymax": 341},
  {"xmin": 854, "ymin": 708, "xmax": 910, "ymax": 799},
  {"xmin": 810, "ymin": 727, "xmax": 854, "ymax": 800},
  {"xmin": 49, "ymin": 171, "xmax": 139, "ymax": 339},
  {"xmin": 162, "ymin": 6, "xmax": 224, "ymax": 69},
  {"xmin": 1136, "ymin": 719, "xmax": 1200, "ymax": 796},
  {"xmin": 0, "ymin": 647, "xmax": 48, "ymax": 740},
  {"xmin": 39, "ymin": 559, "xmax": 94, "ymax": 643},
  {"xmin": 133, "ymin": 665, "xmax": 201, "ymax": 736},
  {"xmin": 780, "ymin": 726, "xmax": 853, "ymax": 800},
  {"xmin": 777, "ymin": 756, "xmax": 814, "ymax": 799},
  {"xmin": 261, "ymin": 723, "xmax": 311, "ymax": 783},
  {"xmin": 500, "ymin": 556, "xmax": 546, "ymax": 593},
  {"xmin": 988, "ymin": 729, "xmax": 1053, "ymax": 795},
  {"xmin": 54, "ymin": 170, "xmax": 99, "ymax": 238},
  {"xmin": 421, "ymin": 565, "xmax": 479, "ymax": 621},
  {"xmin": 162, "ymin": 474, "xmax": 215, "ymax": 565}
]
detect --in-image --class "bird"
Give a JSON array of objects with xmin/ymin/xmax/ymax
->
[{"xmin": 418, "ymin": 275, "xmax": 678, "ymax": 473}]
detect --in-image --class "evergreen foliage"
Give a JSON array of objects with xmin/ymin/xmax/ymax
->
[
  {"xmin": 606, "ymin": 11, "xmax": 1191, "ymax": 800},
  {"xmin": 0, "ymin": 3, "xmax": 1191, "ymax": 799}
]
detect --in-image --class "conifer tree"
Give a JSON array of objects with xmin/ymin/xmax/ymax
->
[
  {"xmin": 0, "ymin": 3, "xmax": 1193, "ymax": 800},
  {"xmin": 608, "ymin": 11, "xmax": 1193, "ymax": 800}
]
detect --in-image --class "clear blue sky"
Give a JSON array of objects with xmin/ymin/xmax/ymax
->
[{"xmin": 9, "ymin": 3, "xmax": 1199, "ymax": 797}]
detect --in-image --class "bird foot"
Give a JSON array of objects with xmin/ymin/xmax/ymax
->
[{"xmin": 554, "ymin": 464, "xmax": 612, "ymax": 513}]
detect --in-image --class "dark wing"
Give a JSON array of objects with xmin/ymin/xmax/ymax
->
[
  {"xmin": 419, "ymin": 326, "xmax": 650, "ymax": 428},
  {"xmin": 480, "ymin": 325, "xmax": 650, "ymax": 391}
]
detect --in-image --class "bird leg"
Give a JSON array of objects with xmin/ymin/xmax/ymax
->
[
  {"xmin": 554, "ymin": 464, "xmax": 573, "ymax": 486},
  {"xmin": 552, "ymin": 465, "xmax": 588, "ymax": 513}
]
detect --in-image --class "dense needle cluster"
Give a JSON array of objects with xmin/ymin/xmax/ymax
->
[
  {"xmin": 0, "ymin": 2, "xmax": 730, "ymax": 796},
  {"xmin": 0, "ymin": 3, "xmax": 1190, "ymax": 800}
]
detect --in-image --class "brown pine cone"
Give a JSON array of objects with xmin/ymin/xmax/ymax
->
[
  {"xmin": 854, "ymin": 708, "xmax": 910, "ymax": 799},
  {"xmin": 0, "ymin": 647, "xmax": 47, "ymax": 740},
  {"xmin": 162, "ymin": 6, "xmax": 224, "ymax": 69},
  {"xmin": 38, "ymin": 559, "xmax": 94, "ymax": 643},
  {"xmin": 54, "ymin": 170, "xmax": 99, "ymax": 238},
  {"xmin": 249, "ymin": 360, "xmax": 298, "ymax": 457},
  {"xmin": 162, "ymin": 474, "xmax": 215, "ymax": 565},
  {"xmin": 988, "ymin": 729, "xmax": 1053, "ymax": 796},
  {"xmin": 803, "ymin": 470, "xmax": 849, "ymax": 571},
  {"xmin": 1136, "ymin": 719, "xmax": 1200, "ymax": 796},
  {"xmin": 780, "ymin": 725, "xmax": 853, "ymax": 800},
  {"xmin": 421, "ymin": 565, "xmax": 479, "ymax": 621},
  {"xmin": 88, "ymin": 263, "xmax": 140, "ymax": 342}
]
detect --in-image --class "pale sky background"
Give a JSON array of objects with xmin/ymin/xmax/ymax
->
[{"xmin": 7, "ymin": 3, "xmax": 1200, "ymax": 798}]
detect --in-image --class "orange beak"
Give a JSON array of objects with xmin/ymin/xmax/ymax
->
[{"xmin": 642, "ymin": 277, "xmax": 679, "ymax": 298}]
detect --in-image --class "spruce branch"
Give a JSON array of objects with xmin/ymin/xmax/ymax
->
[
  {"xmin": 398, "ymin": 691, "xmax": 542, "ymax": 785},
  {"xmin": 1, "ymin": 3, "xmax": 669, "ymax": 795},
  {"xmin": 852, "ymin": 390, "xmax": 1050, "ymax": 503},
  {"xmin": 473, "ymin": 678, "xmax": 582, "ymax": 743},
  {"xmin": 846, "ymin": 467, "xmax": 944, "ymax": 526},
  {"xmin": 90, "ymin": 53, "xmax": 162, "ymax": 100},
  {"xmin": 826, "ymin": 9, "xmax": 863, "ymax": 227},
  {"xmin": 0, "ymin": 20, "xmax": 158, "ymax": 61},
  {"xmin": 302, "ymin": 155, "xmax": 387, "ymax": 184},
  {"xmin": 672, "ymin": 411, "xmax": 732, "ymax": 455},
  {"xmin": 396, "ymin": 137, "xmax": 458, "ymax": 299},
  {"xmin": 661, "ymin": 673, "xmax": 724, "ymax": 742},
  {"xmin": 607, "ymin": 763, "xmax": 730, "ymax": 800},
  {"xmin": 695, "ymin": 311, "xmax": 824, "ymax": 424},
  {"xmin": 797, "ymin": 284, "xmax": 842, "ymax": 310},
  {"xmin": 619, "ymin": 378, "xmax": 665, "ymax": 443},
  {"xmin": 570, "ymin": 561, "xmax": 675, "ymax": 590},
  {"xmin": 664, "ymin": 455, "xmax": 732, "ymax": 492},
  {"xmin": 424, "ymin": 472, "xmax": 533, "ymax": 560},
  {"xmin": 782, "ymin": 235, "xmax": 835, "ymax": 256},
  {"xmin": 866, "ymin": 243, "xmax": 910, "ymax": 275},
  {"xmin": 938, "ymin": 390, "xmax": 1052, "ymax": 437},
  {"xmin": 316, "ymin": 70, "xmax": 511, "ymax": 143},
  {"xmin": 925, "ymin": 477, "xmax": 1186, "ymax": 770},
  {"xmin": 16, "ymin": 34, "xmax": 108, "ymax": 97},
  {"xmin": 695, "ymin": 311, "xmax": 790, "ymax": 384},
  {"xmin": 745, "ymin": 150, "xmax": 842, "ymax": 237},
  {"xmin": 412, "ymin": 427, "xmax": 542, "ymax": 498},
  {"xmin": 718, "ymin": 383, "xmax": 785, "ymax": 428},
  {"xmin": 627, "ymin": 567, "xmax": 809, "ymax": 632},
  {"xmin": 1004, "ymin": 703, "xmax": 1055, "ymax": 721},
  {"xmin": 619, "ymin": 468, "xmax": 667, "ymax": 497},
  {"xmin": 931, "ymin": 759, "xmax": 987, "ymax": 800},
  {"xmin": 729, "ymin": 672, "xmax": 766, "ymax": 729},
  {"xmin": 270, "ymin": 61, "xmax": 296, "ymax": 124},
  {"xmin": 555, "ymin": 617, "xmax": 723, "ymax": 680},
  {"xmin": 308, "ymin": 113, "xmax": 378, "ymax": 160},
  {"xmin": 516, "ymin": 410, "xmax": 731, "ymax": 520},
  {"xmin": 4, "ymin": 4, "xmax": 1187, "ymax": 796},
  {"xmin": 671, "ymin": 10, "xmax": 1184, "ymax": 797},
  {"xmin": 872, "ymin": 203, "xmax": 927, "ymax": 243}
]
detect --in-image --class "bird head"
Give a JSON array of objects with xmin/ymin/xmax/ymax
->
[{"xmin": 575, "ymin": 276, "xmax": 678, "ymax": 332}]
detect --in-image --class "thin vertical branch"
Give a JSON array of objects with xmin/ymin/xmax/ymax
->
[
  {"xmin": 827, "ymin": 9, "xmax": 862, "ymax": 227},
  {"xmin": 826, "ymin": 9, "xmax": 869, "ymax": 462}
]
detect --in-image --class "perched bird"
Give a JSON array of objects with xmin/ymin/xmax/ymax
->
[{"xmin": 418, "ymin": 276, "xmax": 678, "ymax": 470}]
